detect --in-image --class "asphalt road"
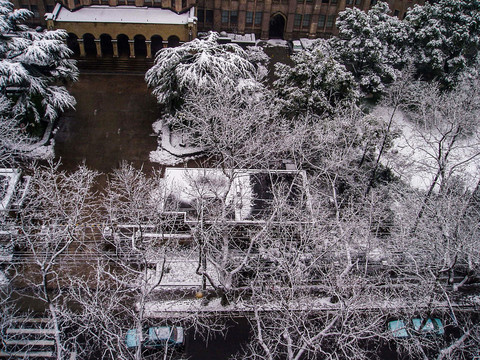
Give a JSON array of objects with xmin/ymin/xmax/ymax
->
[{"xmin": 54, "ymin": 73, "xmax": 160, "ymax": 174}]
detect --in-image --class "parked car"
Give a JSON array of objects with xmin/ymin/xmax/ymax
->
[
  {"xmin": 126, "ymin": 326, "xmax": 184, "ymax": 349},
  {"xmin": 388, "ymin": 318, "xmax": 444, "ymax": 338}
]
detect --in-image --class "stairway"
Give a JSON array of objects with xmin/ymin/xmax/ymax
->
[
  {"xmin": 77, "ymin": 56, "xmax": 154, "ymax": 74},
  {"xmin": 1, "ymin": 318, "xmax": 56, "ymax": 358}
]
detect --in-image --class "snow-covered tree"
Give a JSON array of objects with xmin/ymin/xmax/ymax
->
[
  {"xmin": 165, "ymin": 82, "xmax": 276, "ymax": 169},
  {"xmin": 0, "ymin": 0, "xmax": 77, "ymax": 122},
  {"xmin": 406, "ymin": 0, "xmax": 480, "ymax": 87},
  {"xmin": 331, "ymin": 1, "xmax": 410, "ymax": 95},
  {"xmin": 0, "ymin": 0, "xmax": 77, "ymax": 165},
  {"xmin": 145, "ymin": 32, "xmax": 259, "ymax": 114},
  {"xmin": 15, "ymin": 162, "xmax": 98, "ymax": 360},
  {"xmin": 274, "ymin": 42, "xmax": 359, "ymax": 117}
]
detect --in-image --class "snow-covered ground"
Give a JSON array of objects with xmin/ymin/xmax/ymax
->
[
  {"xmin": 145, "ymin": 253, "xmax": 219, "ymax": 288},
  {"xmin": 375, "ymin": 106, "xmax": 480, "ymax": 191},
  {"xmin": 150, "ymin": 119, "xmax": 205, "ymax": 166}
]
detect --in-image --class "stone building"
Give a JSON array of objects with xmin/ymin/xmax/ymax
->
[
  {"xmin": 13, "ymin": 0, "xmax": 424, "ymax": 50},
  {"xmin": 45, "ymin": 4, "xmax": 196, "ymax": 58}
]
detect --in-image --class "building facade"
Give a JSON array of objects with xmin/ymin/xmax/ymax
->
[{"xmin": 13, "ymin": 0, "xmax": 424, "ymax": 44}]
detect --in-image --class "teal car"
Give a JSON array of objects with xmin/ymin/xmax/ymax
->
[
  {"xmin": 126, "ymin": 326, "xmax": 184, "ymax": 349},
  {"xmin": 388, "ymin": 318, "xmax": 444, "ymax": 338}
]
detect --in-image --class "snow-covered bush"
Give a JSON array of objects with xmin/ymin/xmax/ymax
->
[
  {"xmin": 406, "ymin": 0, "xmax": 480, "ymax": 87},
  {"xmin": 331, "ymin": 1, "xmax": 410, "ymax": 96},
  {"xmin": 145, "ymin": 31, "xmax": 260, "ymax": 114},
  {"xmin": 274, "ymin": 42, "xmax": 359, "ymax": 118}
]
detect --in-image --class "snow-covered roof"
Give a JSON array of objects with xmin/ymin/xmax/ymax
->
[
  {"xmin": 162, "ymin": 168, "xmax": 310, "ymax": 222},
  {"xmin": 49, "ymin": 5, "xmax": 191, "ymax": 25}
]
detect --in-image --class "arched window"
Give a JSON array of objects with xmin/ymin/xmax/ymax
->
[
  {"xmin": 151, "ymin": 35, "xmax": 163, "ymax": 58},
  {"xmin": 134, "ymin": 35, "xmax": 147, "ymax": 58},
  {"xmin": 83, "ymin": 33, "xmax": 97, "ymax": 57},
  {"xmin": 66, "ymin": 33, "xmax": 80, "ymax": 57},
  {"xmin": 269, "ymin": 14, "xmax": 286, "ymax": 39},
  {"xmin": 117, "ymin": 34, "xmax": 130, "ymax": 58},
  {"xmin": 100, "ymin": 34, "xmax": 113, "ymax": 57},
  {"xmin": 167, "ymin": 35, "xmax": 180, "ymax": 48}
]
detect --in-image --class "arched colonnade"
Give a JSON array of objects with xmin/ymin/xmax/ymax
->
[{"xmin": 67, "ymin": 33, "xmax": 181, "ymax": 58}]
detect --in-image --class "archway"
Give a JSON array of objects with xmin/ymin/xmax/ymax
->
[
  {"xmin": 100, "ymin": 34, "xmax": 113, "ymax": 57},
  {"xmin": 83, "ymin": 33, "xmax": 96, "ymax": 57},
  {"xmin": 134, "ymin": 35, "xmax": 147, "ymax": 58},
  {"xmin": 66, "ymin": 33, "xmax": 80, "ymax": 56},
  {"xmin": 151, "ymin": 35, "xmax": 163, "ymax": 58},
  {"xmin": 117, "ymin": 34, "xmax": 130, "ymax": 58},
  {"xmin": 269, "ymin": 13, "xmax": 285, "ymax": 39},
  {"xmin": 167, "ymin": 35, "xmax": 180, "ymax": 48}
]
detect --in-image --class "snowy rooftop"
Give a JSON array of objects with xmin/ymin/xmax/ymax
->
[
  {"xmin": 48, "ymin": 4, "xmax": 192, "ymax": 25},
  {"xmin": 162, "ymin": 168, "xmax": 310, "ymax": 222}
]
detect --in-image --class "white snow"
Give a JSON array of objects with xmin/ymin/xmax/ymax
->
[
  {"xmin": 145, "ymin": 253, "xmax": 219, "ymax": 288},
  {"xmin": 52, "ymin": 5, "xmax": 191, "ymax": 25},
  {"xmin": 374, "ymin": 106, "xmax": 480, "ymax": 191},
  {"xmin": 264, "ymin": 39, "xmax": 288, "ymax": 47},
  {"xmin": 0, "ymin": 270, "xmax": 7, "ymax": 286},
  {"xmin": 163, "ymin": 168, "xmax": 253, "ymax": 221},
  {"xmin": 27, "ymin": 142, "xmax": 55, "ymax": 161},
  {"xmin": 149, "ymin": 149, "xmax": 188, "ymax": 166},
  {"xmin": 0, "ymin": 169, "xmax": 20, "ymax": 211}
]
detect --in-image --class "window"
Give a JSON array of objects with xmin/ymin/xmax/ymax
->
[
  {"xmin": 326, "ymin": 14, "xmax": 335, "ymax": 28},
  {"xmin": 246, "ymin": 11, "xmax": 253, "ymax": 24},
  {"xmin": 355, "ymin": 0, "xmax": 361, "ymax": 4},
  {"xmin": 394, "ymin": 9, "xmax": 400, "ymax": 17},
  {"xmin": 101, "ymin": 0, "xmax": 109, "ymax": 5},
  {"xmin": 294, "ymin": 14, "xmax": 302, "ymax": 28},
  {"xmin": 331, "ymin": 0, "xmax": 337, "ymax": 3},
  {"xmin": 171, "ymin": 0, "xmax": 175, "ymax": 8},
  {"xmin": 318, "ymin": 14, "xmax": 325, "ymax": 29},
  {"xmin": 221, "ymin": 10, "xmax": 228, "ymax": 23},
  {"xmin": 302, "ymin": 14, "xmax": 310, "ymax": 28},
  {"xmin": 198, "ymin": 9, "xmax": 205, "ymax": 23},
  {"xmin": 230, "ymin": 10, "xmax": 238, "ymax": 24},
  {"xmin": 73, "ymin": 0, "xmax": 80, "ymax": 6},
  {"xmin": 127, "ymin": 0, "xmax": 135, "ymax": 5},
  {"xmin": 205, "ymin": 10, "xmax": 213, "ymax": 23},
  {"xmin": 182, "ymin": 0, "xmax": 187, "ymax": 8},
  {"xmin": 46, "ymin": 4, "xmax": 54, "ymax": 11},
  {"xmin": 255, "ymin": 11, "xmax": 262, "ymax": 25},
  {"xmin": 346, "ymin": 0, "xmax": 353, "ymax": 4},
  {"xmin": 371, "ymin": 0, "xmax": 377, "ymax": 5},
  {"xmin": 322, "ymin": 0, "xmax": 328, "ymax": 3}
]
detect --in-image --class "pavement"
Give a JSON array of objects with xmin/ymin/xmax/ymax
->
[{"xmin": 54, "ymin": 73, "xmax": 161, "ymax": 174}]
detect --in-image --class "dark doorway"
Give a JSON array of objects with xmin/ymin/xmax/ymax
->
[
  {"xmin": 134, "ymin": 35, "xmax": 147, "ymax": 58},
  {"xmin": 117, "ymin": 34, "xmax": 130, "ymax": 57},
  {"xmin": 151, "ymin": 35, "xmax": 163, "ymax": 58},
  {"xmin": 83, "ymin": 33, "xmax": 97, "ymax": 57},
  {"xmin": 167, "ymin": 35, "xmax": 180, "ymax": 48},
  {"xmin": 100, "ymin": 34, "xmax": 113, "ymax": 57},
  {"xmin": 269, "ymin": 14, "xmax": 285, "ymax": 39},
  {"xmin": 67, "ymin": 33, "xmax": 80, "ymax": 56}
]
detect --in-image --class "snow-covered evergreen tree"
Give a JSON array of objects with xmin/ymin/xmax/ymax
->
[
  {"xmin": 331, "ymin": 1, "xmax": 410, "ymax": 95},
  {"xmin": 406, "ymin": 0, "xmax": 480, "ymax": 87},
  {"xmin": 0, "ymin": 0, "xmax": 77, "ymax": 123},
  {"xmin": 145, "ymin": 31, "xmax": 259, "ymax": 114},
  {"xmin": 274, "ymin": 42, "xmax": 358, "ymax": 118},
  {"xmin": 0, "ymin": 0, "xmax": 77, "ymax": 165}
]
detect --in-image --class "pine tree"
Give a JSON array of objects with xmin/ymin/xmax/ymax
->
[{"xmin": 0, "ymin": 0, "xmax": 78, "ymax": 123}]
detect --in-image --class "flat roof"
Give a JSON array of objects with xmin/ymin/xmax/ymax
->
[{"xmin": 50, "ymin": 5, "xmax": 192, "ymax": 25}]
